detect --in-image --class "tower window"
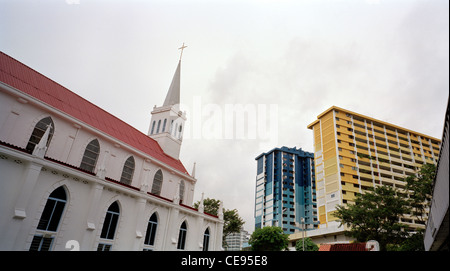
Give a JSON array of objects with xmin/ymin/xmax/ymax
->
[
  {"xmin": 156, "ymin": 120, "xmax": 161, "ymax": 133},
  {"xmin": 162, "ymin": 119, "xmax": 167, "ymax": 132},
  {"xmin": 150, "ymin": 121, "xmax": 156, "ymax": 135}
]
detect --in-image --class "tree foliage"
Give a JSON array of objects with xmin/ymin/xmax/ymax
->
[
  {"xmin": 335, "ymin": 163, "xmax": 436, "ymax": 251},
  {"xmin": 335, "ymin": 185, "xmax": 410, "ymax": 251},
  {"xmin": 405, "ymin": 163, "xmax": 436, "ymax": 224},
  {"xmin": 248, "ymin": 226, "xmax": 289, "ymax": 251},
  {"xmin": 193, "ymin": 198, "xmax": 221, "ymax": 216},
  {"xmin": 295, "ymin": 237, "xmax": 319, "ymax": 251}
]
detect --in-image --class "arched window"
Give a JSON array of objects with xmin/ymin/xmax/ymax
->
[
  {"xmin": 80, "ymin": 139, "xmax": 100, "ymax": 173},
  {"xmin": 162, "ymin": 119, "xmax": 167, "ymax": 133},
  {"xmin": 120, "ymin": 156, "xmax": 135, "ymax": 185},
  {"xmin": 179, "ymin": 180, "xmax": 185, "ymax": 203},
  {"xmin": 26, "ymin": 116, "xmax": 54, "ymax": 152},
  {"xmin": 156, "ymin": 119, "xmax": 161, "ymax": 133},
  {"xmin": 203, "ymin": 228, "xmax": 210, "ymax": 251},
  {"xmin": 100, "ymin": 201, "xmax": 120, "ymax": 240},
  {"xmin": 151, "ymin": 169, "xmax": 163, "ymax": 195},
  {"xmin": 177, "ymin": 221, "xmax": 187, "ymax": 250},
  {"xmin": 144, "ymin": 213, "xmax": 158, "ymax": 248},
  {"xmin": 29, "ymin": 186, "xmax": 67, "ymax": 251},
  {"xmin": 178, "ymin": 125, "xmax": 183, "ymax": 139},
  {"xmin": 150, "ymin": 121, "xmax": 156, "ymax": 135}
]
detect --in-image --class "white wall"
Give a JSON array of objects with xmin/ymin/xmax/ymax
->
[{"xmin": 0, "ymin": 85, "xmax": 222, "ymax": 251}]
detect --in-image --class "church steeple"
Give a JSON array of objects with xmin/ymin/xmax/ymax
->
[
  {"xmin": 148, "ymin": 45, "xmax": 187, "ymax": 160},
  {"xmin": 163, "ymin": 60, "xmax": 181, "ymax": 107}
]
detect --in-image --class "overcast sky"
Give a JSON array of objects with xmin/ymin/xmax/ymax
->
[{"xmin": 1, "ymin": 0, "xmax": 448, "ymax": 232}]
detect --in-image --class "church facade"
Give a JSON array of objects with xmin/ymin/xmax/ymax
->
[{"xmin": 0, "ymin": 51, "xmax": 224, "ymax": 251}]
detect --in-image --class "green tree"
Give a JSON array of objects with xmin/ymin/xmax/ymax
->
[
  {"xmin": 335, "ymin": 185, "xmax": 410, "ymax": 251},
  {"xmin": 389, "ymin": 163, "xmax": 436, "ymax": 251},
  {"xmin": 193, "ymin": 198, "xmax": 221, "ymax": 216},
  {"xmin": 295, "ymin": 237, "xmax": 319, "ymax": 251},
  {"xmin": 405, "ymin": 163, "xmax": 436, "ymax": 224},
  {"xmin": 248, "ymin": 226, "xmax": 289, "ymax": 251}
]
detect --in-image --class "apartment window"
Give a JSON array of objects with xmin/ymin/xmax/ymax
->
[
  {"xmin": 257, "ymin": 158, "xmax": 264, "ymax": 174},
  {"xmin": 203, "ymin": 228, "xmax": 210, "ymax": 251},
  {"xmin": 144, "ymin": 213, "xmax": 158, "ymax": 247},
  {"xmin": 151, "ymin": 169, "xmax": 163, "ymax": 195},
  {"xmin": 80, "ymin": 139, "xmax": 100, "ymax": 173},
  {"xmin": 26, "ymin": 116, "xmax": 54, "ymax": 152},
  {"xmin": 120, "ymin": 156, "xmax": 135, "ymax": 185},
  {"xmin": 100, "ymin": 201, "xmax": 120, "ymax": 240},
  {"xmin": 177, "ymin": 221, "xmax": 187, "ymax": 250}
]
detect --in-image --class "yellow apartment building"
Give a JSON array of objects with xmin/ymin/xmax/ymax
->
[{"xmin": 307, "ymin": 106, "xmax": 441, "ymax": 231}]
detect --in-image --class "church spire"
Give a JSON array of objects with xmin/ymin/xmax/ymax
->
[
  {"xmin": 149, "ymin": 43, "xmax": 188, "ymax": 160},
  {"xmin": 163, "ymin": 43, "xmax": 186, "ymax": 107},
  {"xmin": 163, "ymin": 60, "xmax": 181, "ymax": 107}
]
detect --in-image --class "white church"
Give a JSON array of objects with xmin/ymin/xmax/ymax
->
[{"xmin": 0, "ymin": 49, "xmax": 224, "ymax": 251}]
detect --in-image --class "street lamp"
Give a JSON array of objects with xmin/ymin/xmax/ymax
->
[{"xmin": 301, "ymin": 217, "xmax": 305, "ymax": 251}]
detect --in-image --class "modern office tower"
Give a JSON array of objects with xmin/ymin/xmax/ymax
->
[
  {"xmin": 307, "ymin": 106, "xmax": 441, "ymax": 230},
  {"xmin": 255, "ymin": 147, "xmax": 318, "ymax": 234}
]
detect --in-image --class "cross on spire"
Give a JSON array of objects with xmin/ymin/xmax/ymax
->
[{"xmin": 178, "ymin": 42, "xmax": 187, "ymax": 60}]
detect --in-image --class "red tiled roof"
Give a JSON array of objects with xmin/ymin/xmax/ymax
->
[
  {"xmin": 318, "ymin": 244, "xmax": 332, "ymax": 251},
  {"xmin": 319, "ymin": 243, "xmax": 367, "ymax": 251},
  {"xmin": 0, "ymin": 51, "xmax": 189, "ymax": 175}
]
